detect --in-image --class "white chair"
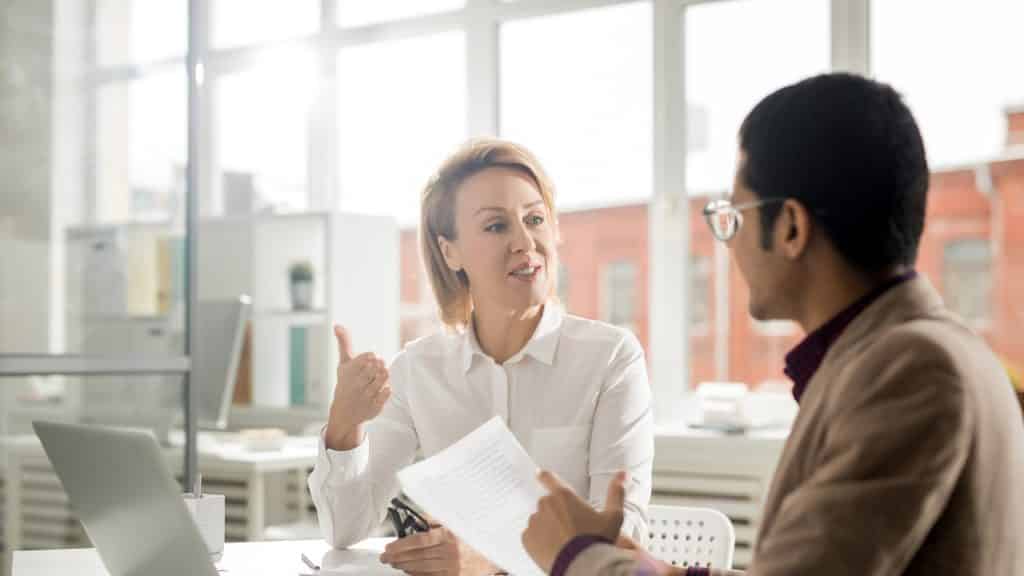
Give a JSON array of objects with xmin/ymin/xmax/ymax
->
[{"xmin": 645, "ymin": 505, "xmax": 735, "ymax": 570}]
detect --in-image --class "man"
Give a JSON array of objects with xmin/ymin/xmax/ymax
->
[{"xmin": 521, "ymin": 73, "xmax": 1024, "ymax": 576}]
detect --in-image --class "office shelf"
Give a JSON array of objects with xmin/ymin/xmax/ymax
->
[
  {"xmin": 198, "ymin": 212, "xmax": 399, "ymax": 409},
  {"xmin": 254, "ymin": 309, "xmax": 328, "ymax": 327}
]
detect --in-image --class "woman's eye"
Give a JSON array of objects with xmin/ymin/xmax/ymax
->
[
  {"xmin": 484, "ymin": 221, "xmax": 506, "ymax": 233},
  {"xmin": 526, "ymin": 214, "xmax": 544, "ymax": 226}
]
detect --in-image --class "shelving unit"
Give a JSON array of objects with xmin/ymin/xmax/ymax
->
[
  {"xmin": 57, "ymin": 211, "xmax": 399, "ymax": 417},
  {"xmin": 198, "ymin": 211, "xmax": 400, "ymax": 411}
]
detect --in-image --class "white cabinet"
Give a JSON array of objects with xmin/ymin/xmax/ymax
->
[
  {"xmin": 653, "ymin": 425, "xmax": 787, "ymax": 570},
  {"xmin": 198, "ymin": 212, "xmax": 399, "ymax": 411},
  {"xmin": 62, "ymin": 222, "xmax": 183, "ymax": 429},
  {"xmin": 1, "ymin": 434, "xmax": 317, "ymax": 574}
]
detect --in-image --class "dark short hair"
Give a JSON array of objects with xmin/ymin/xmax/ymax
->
[{"xmin": 738, "ymin": 73, "xmax": 929, "ymax": 274}]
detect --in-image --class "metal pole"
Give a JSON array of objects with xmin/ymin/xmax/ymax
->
[{"xmin": 183, "ymin": 0, "xmax": 202, "ymax": 493}]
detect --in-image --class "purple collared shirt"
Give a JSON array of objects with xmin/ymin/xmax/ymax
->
[
  {"xmin": 551, "ymin": 535, "xmax": 614, "ymax": 576},
  {"xmin": 784, "ymin": 271, "xmax": 917, "ymax": 404}
]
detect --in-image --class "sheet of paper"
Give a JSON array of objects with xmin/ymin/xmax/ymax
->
[
  {"xmin": 310, "ymin": 539, "xmax": 403, "ymax": 575},
  {"xmin": 397, "ymin": 416, "xmax": 546, "ymax": 575}
]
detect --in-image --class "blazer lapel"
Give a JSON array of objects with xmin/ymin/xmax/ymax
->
[{"xmin": 754, "ymin": 277, "xmax": 947, "ymax": 551}]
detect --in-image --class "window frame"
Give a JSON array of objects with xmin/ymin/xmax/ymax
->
[{"xmin": 70, "ymin": 0, "xmax": 870, "ymax": 425}]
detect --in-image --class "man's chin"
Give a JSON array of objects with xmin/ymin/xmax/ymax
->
[{"xmin": 748, "ymin": 301, "xmax": 779, "ymax": 322}]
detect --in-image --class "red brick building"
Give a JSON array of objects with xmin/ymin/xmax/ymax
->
[{"xmin": 400, "ymin": 108, "xmax": 1024, "ymax": 389}]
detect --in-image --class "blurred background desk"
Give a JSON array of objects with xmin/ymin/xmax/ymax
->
[
  {"xmin": 653, "ymin": 424, "xmax": 787, "ymax": 569},
  {"xmin": 2, "ymin": 432, "xmax": 318, "ymax": 558},
  {"xmin": 12, "ymin": 538, "xmax": 397, "ymax": 576},
  {"xmin": 3, "ymin": 424, "xmax": 788, "ymax": 572}
]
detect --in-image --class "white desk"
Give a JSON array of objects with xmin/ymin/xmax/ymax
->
[{"xmin": 11, "ymin": 538, "xmax": 399, "ymax": 576}]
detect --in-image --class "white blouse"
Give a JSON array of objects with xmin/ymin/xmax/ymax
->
[{"xmin": 308, "ymin": 305, "xmax": 654, "ymax": 548}]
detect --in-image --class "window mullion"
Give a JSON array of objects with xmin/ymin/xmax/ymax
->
[
  {"xmin": 466, "ymin": 0, "xmax": 498, "ymax": 137},
  {"xmin": 830, "ymin": 0, "xmax": 870, "ymax": 74},
  {"xmin": 650, "ymin": 0, "xmax": 688, "ymax": 424}
]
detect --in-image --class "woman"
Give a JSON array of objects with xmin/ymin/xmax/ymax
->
[{"xmin": 308, "ymin": 139, "xmax": 653, "ymax": 575}]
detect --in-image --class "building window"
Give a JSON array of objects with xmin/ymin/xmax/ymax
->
[
  {"xmin": 691, "ymin": 255, "xmax": 711, "ymax": 329},
  {"xmin": 943, "ymin": 239, "xmax": 992, "ymax": 326},
  {"xmin": 603, "ymin": 260, "xmax": 637, "ymax": 333},
  {"xmin": 557, "ymin": 262, "xmax": 570, "ymax": 311}
]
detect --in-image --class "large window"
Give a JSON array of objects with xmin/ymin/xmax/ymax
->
[
  {"xmin": 684, "ymin": 0, "xmax": 829, "ymax": 194},
  {"xmin": 2, "ymin": 0, "xmax": 198, "ymax": 526},
  {"xmin": 872, "ymin": 0, "xmax": 1024, "ymax": 168},
  {"xmin": 943, "ymin": 240, "xmax": 993, "ymax": 327},
  {"xmin": 873, "ymin": 0, "xmax": 1024, "ymax": 381},
  {"xmin": 336, "ymin": 0, "xmax": 464, "ymax": 28},
  {"xmin": 501, "ymin": 2, "xmax": 653, "ymax": 209},
  {"xmin": 501, "ymin": 3, "xmax": 652, "ymax": 354},
  {"xmin": 215, "ymin": 49, "xmax": 317, "ymax": 214},
  {"xmin": 336, "ymin": 32, "xmax": 467, "ymax": 226},
  {"xmin": 95, "ymin": 70, "xmax": 187, "ymax": 223},
  {"xmin": 8, "ymin": 0, "xmax": 1023, "ymax": 464},
  {"xmin": 95, "ymin": 0, "xmax": 186, "ymax": 67},
  {"xmin": 684, "ymin": 0, "xmax": 829, "ymax": 388},
  {"xmin": 211, "ymin": 0, "xmax": 320, "ymax": 50}
]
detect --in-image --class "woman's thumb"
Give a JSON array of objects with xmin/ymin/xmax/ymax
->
[{"xmin": 334, "ymin": 325, "xmax": 353, "ymax": 362}]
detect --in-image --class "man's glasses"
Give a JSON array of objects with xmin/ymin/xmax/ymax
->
[
  {"xmin": 702, "ymin": 197, "xmax": 785, "ymax": 241},
  {"xmin": 387, "ymin": 497, "xmax": 431, "ymax": 538}
]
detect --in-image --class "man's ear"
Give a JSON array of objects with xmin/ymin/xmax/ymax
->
[
  {"xmin": 778, "ymin": 199, "xmax": 811, "ymax": 260},
  {"xmin": 438, "ymin": 235, "xmax": 462, "ymax": 272}
]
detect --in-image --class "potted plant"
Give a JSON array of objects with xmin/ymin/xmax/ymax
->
[{"xmin": 288, "ymin": 260, "xmax": 314, "ymax": 310}]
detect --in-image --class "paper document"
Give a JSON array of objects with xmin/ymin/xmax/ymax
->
[
  {"xmin": 397, "ymin": 417, "xmax": 546, "ymax": 575},
  {"xmin": 303, "ymin": 539, "xmax": 403, "ymax": 575}
]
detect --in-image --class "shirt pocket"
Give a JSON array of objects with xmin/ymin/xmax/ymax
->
[{"xmin": 530, "ymin": 426, "xmax": 591, "ymax": 496}]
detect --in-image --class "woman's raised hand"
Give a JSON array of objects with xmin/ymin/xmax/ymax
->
[{"xmin": 324, "ymin": 325, "xmax": 391, "ymax": 451}]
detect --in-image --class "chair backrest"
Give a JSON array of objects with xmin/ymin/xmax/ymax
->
[{"xmin": 646, "ymin": 505, "xmax": 735, "ymax": 570}]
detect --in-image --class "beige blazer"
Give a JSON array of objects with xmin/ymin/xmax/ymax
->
[{"xmin": 567, "ymin": 277, "xmax": 1024, "ymax": 576}]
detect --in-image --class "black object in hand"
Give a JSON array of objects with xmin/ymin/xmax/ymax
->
[{"xmin": 387, "ymin": 497, "xmax": 431, "ymax": 538}]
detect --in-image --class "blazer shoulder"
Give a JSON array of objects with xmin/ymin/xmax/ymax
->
[{"xmin": 836, "ymin": 315, "xmax": 979, "ymax": 404}]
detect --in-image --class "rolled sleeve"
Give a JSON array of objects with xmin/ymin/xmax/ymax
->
[
  {"xmin": 312, "ymin": 427, "xmax": 369, "ymax": 488},
  {"xmin": 306, "ymin": 352, "xmax": 419, "ymax": 548}
]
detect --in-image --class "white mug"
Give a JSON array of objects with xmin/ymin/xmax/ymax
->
[{"xmin": 184, "ymin": 493, "xmax": 226, "ymax": 562}]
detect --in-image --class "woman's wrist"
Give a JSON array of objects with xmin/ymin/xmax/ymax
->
[{"xmin": 324, "ymin": 418, "xmax": 363, "ymax": 451}]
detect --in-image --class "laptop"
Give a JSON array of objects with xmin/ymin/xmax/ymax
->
[{"xmin": 33, "ymin": 420, "xmax": 218, "ymax": 576}]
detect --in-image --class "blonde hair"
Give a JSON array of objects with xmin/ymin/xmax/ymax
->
[{"xmin": 420, "ymin": 139, "xmax": 558, "ymax": 330}]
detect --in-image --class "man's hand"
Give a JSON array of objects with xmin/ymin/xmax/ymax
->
[
  {"xmin": 324, "ymin": 325, "xmax": 391, "ymax": 450},
  {"xmin": 380, "ymin": 526, "xmax": 500, "ymax": 575},
  {"xmin": 522, "ymin": 470, "xmax": 627, "ymax": 573}
]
